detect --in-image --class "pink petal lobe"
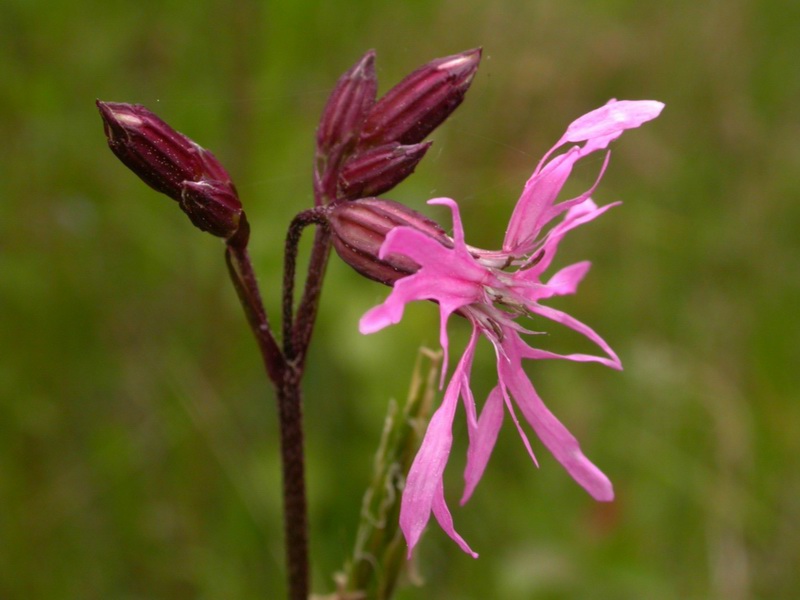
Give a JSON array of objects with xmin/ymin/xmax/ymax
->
[
  {"xmin": 432, "ymin": 480, "xmax": 478, "ymax": 558},
  {"xmin": 517, "ymin": 200, "xmax": 617, "ymax": 282},
  {"xmin": 457, "ymin": 328, "xmax": 480, "ymax": 429},
  {"xmin": 358, "ymin": 230, "xmax": 486, "ymax": 336},
  {"xmin": 537, "ymin": 261, "xmax": 591, "ymax": 299},
  {"xmin": 379, "ymin": 224, "xmax": 452, "ymax": 265},
  {"xmin": 562, "ymin": 100, "xmax": 665, "ymax": 144},
  {"xmin": 500, "ymin": 335, "xmax": 614, "ymax": 501},
  {"xmin": 529, "ymin": 303, "xmax": 622, "ymax": 370},
  {"xmin": 499, "ymin": 379, "xmax": 540, "ymax": 468},
  {"xmin": 503, "ymin": 148, "xmax": 580, "ymax": 254},
  {"xmin": 359, "ymin": 273, "xmax": 438, "ymax": 333},
  {"xmin": 533, "ymin": 151, "xmax": 611, "ymax": 231},
  {"xmin": 461, "ymin": 385, "xmax": 504, "ymax": 504},
  {"xmin": 427, "ymin": 197, "xmax": 468, "ymax": 248}
]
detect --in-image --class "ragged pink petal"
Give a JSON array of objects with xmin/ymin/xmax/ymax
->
[
  {"xmin": 503, "ymin": 100, "xmax": 662, "ymax": 255},
  {"xmin": 521, "ymin": 345, "xmax": 623, "ymax": 366},
  {"xmin": 399, "ymin": 378, "xmax": 460, "ymax": 555},
  {"xmin": 400, "ymin": 338, "xmax": 477, "ymax": 556},
  {"xmin": 358, "ymin": 275, "xmax": 431, "ymax": 333}
]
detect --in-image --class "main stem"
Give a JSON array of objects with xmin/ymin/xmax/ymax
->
[
  {"xmin": 277, "ymin": 366, "xmax": 308, "ymax": 600},
  {"xmin": 226, "ymin": 240, "xmax": 309, "ymax": 600}
]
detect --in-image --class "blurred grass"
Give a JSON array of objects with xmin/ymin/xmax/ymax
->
[{"xmin": 1, "ymin": 0, "xmax": 799, "ymax": 598}]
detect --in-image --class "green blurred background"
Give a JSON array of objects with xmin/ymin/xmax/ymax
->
[{"xmin": 2, "ymin": 0, "xmax": 798, "ymax": 597}]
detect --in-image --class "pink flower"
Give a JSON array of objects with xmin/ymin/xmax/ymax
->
[{"xmin": 359, "ymin": 99, "xmax": 664, "ymax": 557}]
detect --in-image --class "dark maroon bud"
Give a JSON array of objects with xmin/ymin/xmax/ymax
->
[
  {"xmin": 358, "ymin": 48, "xmax": 481, "ymax": 147},
  {"xmin": 328, "ymin": 197, "xmax": 450, "ymax": 286},
  {"xmin": 338, "ymin": 141, "xmax": 431, "ymax": 200},
  {"xmin": 179, "ymin": 180, "xmax": 243, "ymax": 239},
  {"xmin": 97, "ymin": 100, "xmax": 232, "ymax": 201},
  {"xmin": 316, "ymin": 50, "xmax": 377, "ymax": 162}
]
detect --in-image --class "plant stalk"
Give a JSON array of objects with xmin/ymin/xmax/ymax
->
[{"xmin": 226, "ymin": 240, "xmax": 310, "ymax": 600}]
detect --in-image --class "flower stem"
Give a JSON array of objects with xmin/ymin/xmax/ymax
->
[
  {"xmin": 225, "ymin": 242, "xmax": 284, "ymax": 384},
  {"xmin": 293, "ymin": 227, "xmax": 332, "ymax": 368},
  {"xmin": 282, "ymin": 208, "xmax": 331, "ymax": 365}
]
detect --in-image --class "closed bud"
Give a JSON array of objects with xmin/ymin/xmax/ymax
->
[
  {"xmin": 329, "ymin": 198, "xmax": 450, "ymax": 286},
  {"xmin": 338, "ymin": 141, "xmax": 431, "ymax": 200},
  {"xmin": 97, "ymin": 100, "xmax": 233, "ymax": 202},
  {"xmin": 358, "ymin": 48, "xmax": 481, "ymax": 147},
  {"xmin": 179, "ymin": 180, "xmax": 243, "ymax": 240},
  {"xmin": 316, "ymin": 50, "xmax": 377, "ymax": 159}
]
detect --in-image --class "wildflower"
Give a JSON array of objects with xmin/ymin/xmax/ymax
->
[{"xmin": 358, "ymin": 99, "xmax": 664, "ymax": 557}]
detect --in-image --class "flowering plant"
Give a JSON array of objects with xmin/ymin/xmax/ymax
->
[{"xmin": 97, "ymin": 47, "xmax": 662, "ymax": 598}]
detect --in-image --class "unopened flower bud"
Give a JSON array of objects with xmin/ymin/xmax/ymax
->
[
  {"xmin": 179, "ymin": 180, "xmax": 243, "ymax": 240},
  {"xmin": 96, "ymin": 100, "xmax": 233, "ymax": 202},
  {"xmin": 338, "ymin": 141, "xmax": 431, "ymax": 200},
  {"xmin": 329, "ymin": 198, "xmax": 450, "ymax": 286},
  {"xmin": 316, "ymin": 50, "xmax": 377, "ymax": 159},
  {"xmin": 358, "ymin": 48, "xmax": 481, "ymax": 147}
]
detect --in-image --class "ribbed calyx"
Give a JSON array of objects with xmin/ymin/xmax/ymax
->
[{"xmin": 328, "ymin": 197, "xmax": 450, "ymax": 286}]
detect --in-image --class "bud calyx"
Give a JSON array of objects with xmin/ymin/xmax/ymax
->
[{"xmin": 328, "ymin": 198, "xmax": 450, "ymax": 286}]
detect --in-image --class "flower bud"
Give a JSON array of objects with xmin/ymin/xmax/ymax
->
[
  {"xmin": 329, "ymin": 198, "xmax": 450, "ymax": 286},
  {"xmin": 98, "ymin": 100, "xmax": 248, "ymax": 243},
  {"xmin": 96, "ymin": 100, "xmax": 233, "ymax": 202},
  {"xmin": 316, "ymin": 50, "xmax": 377, "ymax": 159},
  {"xmin": 338, "ymin": 141, "xmax": 431, "ymax": 200},
  {"xmin": 358, "ymin": 48, "xmax": 481, "ymax": 147},
  {"xmin": 179, "ymin": 180, "xmax": 243, "ymax": 240}
]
